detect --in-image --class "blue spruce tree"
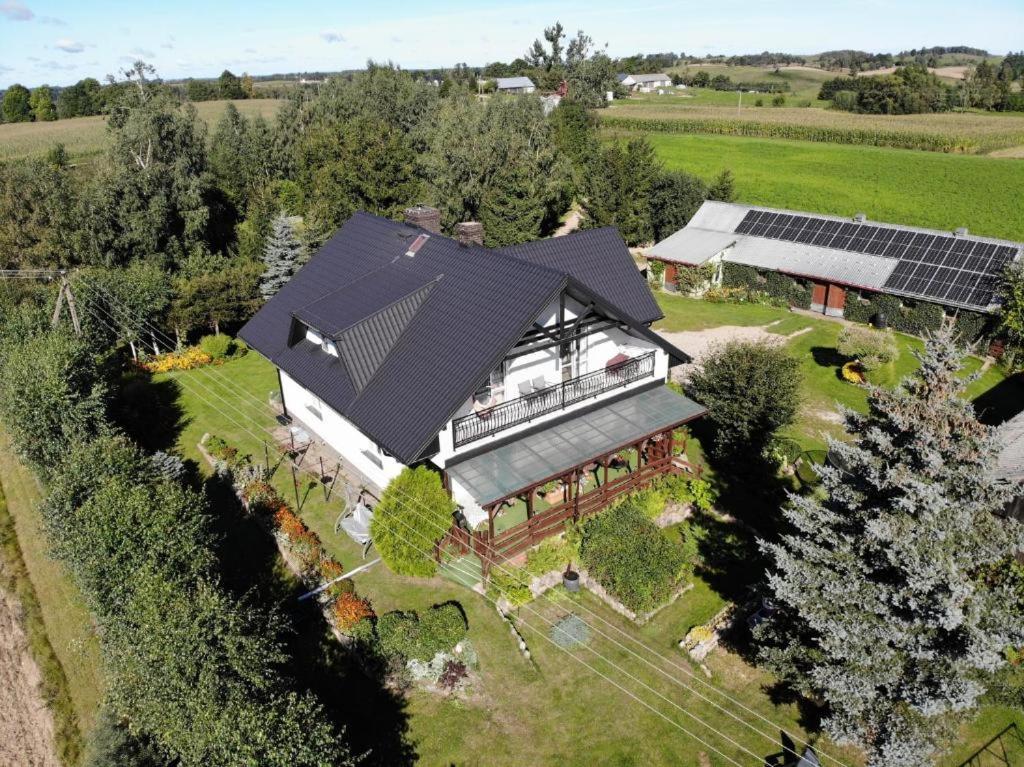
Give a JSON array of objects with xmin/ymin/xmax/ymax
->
[{"xmin": 758, "ymin": 328, "xmax": 1024, "ymax": 766}]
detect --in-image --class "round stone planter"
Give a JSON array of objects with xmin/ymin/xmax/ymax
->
[{"xmin": 562, "ymin": 569, "xmax": 580, "ymax": 592}]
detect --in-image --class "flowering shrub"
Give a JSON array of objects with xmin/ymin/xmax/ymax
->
[
  {"xmin": 272, "ymin": 505, "xmax": 322, "ymax": 571},
  {"xmin": 139, "ymin": 346, "xmax": 215, "ymax": 373},
  {"xmin": 332, "ymin": 592, "xmax": 375, "ymax": 631}
]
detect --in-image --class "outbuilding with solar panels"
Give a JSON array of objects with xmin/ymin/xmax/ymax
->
[{"xmin": 646, "ymin": 201, "xmax": 1022, "ymax": 321}]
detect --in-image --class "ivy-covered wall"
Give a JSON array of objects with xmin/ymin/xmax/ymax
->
[
  {"xmin": 720, "ymin": 263, "xmax": 995, "ymax": 342},
  {"xmin": 843, "ymin": 292, "xmax": 994, "ymax": 342},
  {"xmin": 721, "ymin": 263, "xmax": 812, "ymax": 309}
]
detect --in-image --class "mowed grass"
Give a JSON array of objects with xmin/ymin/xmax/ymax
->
[
  {"xmin": 603, "ymin": 94, "xmax": 1024, "ymax": 153},
  {"xmin": 654, "ymin": 294, "xmax": 1024, "ymax": 451},
  {"xmin": 0, "ymin": 98, "xmax": 284, "ymax": 162},
  {"xmin": 0, "ymin": 433, "xmax": 104, "ymax": 739},
  {"xmin": 633, "ymin": 131, "xmax": 1024, "ymax": 242},
  {"xmin": 158, "ymin": 353, "xmax": 861, "ymax": 767},
  {"xmin": 159, "ymin": 346, "xmax": 1024, "ymax": 765}
]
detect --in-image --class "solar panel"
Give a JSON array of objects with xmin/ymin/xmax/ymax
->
[{"xmin": 730, "ymin": 209, "xmax": 1020, "ymax": 310}]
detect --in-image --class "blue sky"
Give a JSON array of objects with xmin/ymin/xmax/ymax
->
[{"xmin": 1, "ymin": 0, "xmax": 1022, "ymax": 89}]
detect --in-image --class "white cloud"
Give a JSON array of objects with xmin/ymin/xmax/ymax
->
[
  {"xmin": 160, "ymin": 42, "xmax": 173, "ymax": 49},
  {"xmin": 130, "ymin": 47, "xmax": 155, "ymax": 57},
  {"xmin": 320, "ymin": 30, "xmax": 344, "ymax": 43},
  {"xmin": 42, "ymin": 59, "xmax": 76, "ymax": 71},
  {"xmin": 55, "ymin": 37, "xmax": 85, "ymax": 53},
  {"xmin": 0, "ymin": 0, "xmax": 32, "ymax": 21},
  {"xmin": 39, "ymin": 14, "xmax": 65, "ymax": 25}
]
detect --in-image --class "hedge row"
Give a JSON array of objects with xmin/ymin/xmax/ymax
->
[
  {"xmin": 600, "ymin": 116, "xmax": 984, "ymax": 154},
  {"xmin": 721, "ymin": 263, "xmax": 812, "ymax": 309}
]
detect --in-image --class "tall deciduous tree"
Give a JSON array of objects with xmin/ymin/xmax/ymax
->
[
  {"xmin": 648, "ymin": 170, "xmax": 708, "ymax": 242},
  {"xmin": 84, "ymin": 62, "xmax": 214, "ymax": 269},
  {"xmin": 299, "ymin": 114, "xmax": 420, "ymax": 235},
  {"xmin": 758, "ymin": 330, "xmax": 1024, "ymax": 765},
  {"xmin": 218, "ymin": 69, "xmax": 245, "ymax": 99},
  {"xmin": 687, "ymin": 339, "xmax": 800, "ymax": 460},
  {"xmin": 420, "ymin": 94, "xmax": 569, "ymax": 244},
  {"xmin": 0, "ymin": 331, "xmax": 108, "ymax": 476},
  {"xmin": 29, "ymin": 85, "xmax": 56, "ymax": 121},
  {"xmin": 2, "ymin": 83, "xmax": 32, "ymax": 122}
]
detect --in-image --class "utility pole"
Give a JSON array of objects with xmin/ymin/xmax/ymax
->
[{"xmin": 50, "ymin": 272, "xmax": 82, "ymax": 336}]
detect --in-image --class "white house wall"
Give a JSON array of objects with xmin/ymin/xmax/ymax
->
[
  {"xmin": 278, "ymin": 371, "xmax": 404, "ymax": 489},
  {"xmin": 432, "ymin": 295, "xmax": 668, "ymax": 465}
]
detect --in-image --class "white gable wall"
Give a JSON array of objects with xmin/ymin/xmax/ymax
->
[{"xmin": 279, "ymin": 371, "xmax": 404, "ymax": 490}]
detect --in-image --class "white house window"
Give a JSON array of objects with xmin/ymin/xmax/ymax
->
[{"xmin": 305, "ymin": 396, "xmax": 323, "ymax": 420}]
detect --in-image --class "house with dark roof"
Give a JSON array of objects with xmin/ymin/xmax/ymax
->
[
  {"xmin": 240, "ymin": 206, "xmax": 705, "ymax": 569},
  {"xmin": 647, "ymin": 201, "xmax": 1022, "ymax": 320}
]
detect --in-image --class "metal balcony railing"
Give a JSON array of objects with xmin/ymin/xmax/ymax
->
[{"xmin": 452, "ymin": 351, "xmax": 656, "ymax": 449}]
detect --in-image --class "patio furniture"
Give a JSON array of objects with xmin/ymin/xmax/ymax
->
[
  {"xmin": 531, "ymin": 375, "xmax": 549, "ymax": 392},
  {"xmin": 338, "ymin": 494, "xmax": 375, "ymax": 558},
  {"xmin": 517, "ymin": 380, "xmax": 535, "ymax": 397}
]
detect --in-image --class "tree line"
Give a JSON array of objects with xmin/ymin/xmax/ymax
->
[
  {"xmin": 0, "ymin": 285, "xmax": 358, "ymax": 765},
  {"xmin": 0, "ymin": 68, "xmax": 261, "ymax": 124},
  {"xmin": 819, "ymin": 60, "xmax": 1024, "ymax": 114},
  {"xmin": 2, "ymin": 46, "xmax": 732, "ymax": 349}
]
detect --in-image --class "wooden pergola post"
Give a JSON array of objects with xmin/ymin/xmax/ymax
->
[{"xmin": 525, "ymin": 488, "xmax": 534, "ymax": 520}]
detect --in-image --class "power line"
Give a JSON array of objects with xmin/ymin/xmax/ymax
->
[
  {"xmin": 72, "ymin": 295, "xmax": 765, "ymax": 763},
  {"xmin": 72, "ymin": 278, "xmax": 843, "ymax": 765}
]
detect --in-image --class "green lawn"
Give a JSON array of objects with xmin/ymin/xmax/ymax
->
[
  {"xmin": 654, "ymin": 294, "xmax": 1024, "ymax": 451},
  {"xmin": 152, "ymin": 333, "xmax": 1024, "ymax": 766},
  {"xmin": 156, "ymin": 354, "xmax": 865, "ymax": 766},
  {"xmin": 634, "ymin": 132, "xmax": 1024, "ymax": 242}
]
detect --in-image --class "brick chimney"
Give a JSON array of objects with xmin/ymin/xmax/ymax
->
[
  {"xmin": 403, "ymin": 205, "xmax": 441, "ymax": 234},
  {"xmin": 455, "ymin": 221, "xmax": 484, "ymax": 247}
]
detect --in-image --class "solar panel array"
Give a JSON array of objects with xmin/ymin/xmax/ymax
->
[{"xmin": 734, "ymin": 209, "xmax": 1018, "ymax": 310}]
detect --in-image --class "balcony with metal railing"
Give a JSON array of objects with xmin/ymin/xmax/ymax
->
[{"xmin": 452, "ymin": 351, "xmax": 657, "ymax": 449}]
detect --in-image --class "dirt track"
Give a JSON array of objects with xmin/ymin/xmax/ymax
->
[{"xmin": 0, "ymin": 583, "xmax": 59, "ymax": 767}]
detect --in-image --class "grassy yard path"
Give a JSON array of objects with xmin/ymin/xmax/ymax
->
[
  {"xmin": 655, "ymin": 294, "xmax": 1024, "ymax": 450},
  {"xmin": 0, "ymin": 434, "xmax": 104, "ymax": 751}
]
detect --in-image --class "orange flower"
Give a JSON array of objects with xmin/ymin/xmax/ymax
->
[
  {"xmin": 319, "ymin": 559, "xmax": 345, "ymax": 580},
  {"xmin": 273, "ymin": 506, "xmax": 307, "ymax": 539},
  {"xmin": 332, "ymin": 592, "xmax": 374, "ymax": 630}
]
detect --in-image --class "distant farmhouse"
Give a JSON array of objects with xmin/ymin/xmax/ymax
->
[
  {"xmin": 617, "ymin": 72, "xmax": 673, "ymax": 92},
  {"xmin": 494, "ymin": 76, "xmax": 536, "ymax": 94},
  {"xmin": 647, "ymin": 201, "xmax": 1022, "ymax": 321}
]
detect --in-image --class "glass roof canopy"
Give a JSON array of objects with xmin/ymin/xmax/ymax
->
[{"xmin": 447, "ymin": 386, "xmax": 706, "ymax": 506}]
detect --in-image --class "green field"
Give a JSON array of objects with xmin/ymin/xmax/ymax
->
[
  {"xmin": 0, "ymin": 99, "xmax": 285, "ymax": 162},
  {"xmin": 668, "ymin": 63, "xmax": 834, "ymax": 101},
  {"xmin": 631, "ymin": 131, "xmax": 1024, "ymax": 242},
  {"xmin": 603, "ymin": 93, "xmax": 1024, "ymax": 153}
]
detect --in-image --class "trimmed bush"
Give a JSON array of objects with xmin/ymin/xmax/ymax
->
[
  {"xmin": 418, "ymin": 603, "xmax": 468, "ymax": 655},
  {"xmin": 836, "ymin": 326, "xmax": 898, "ymax": 370},
  {"xmin": 371, "ymin": 467, "xmax": 455, "ymax": 578},
  {"xmin": 376, "ymin": 604, "xmax": 468, "ymax": 661},
  {"xmin": 198, "ymin": 333, "xmax": 234, "ymax": 360},
  {"xmin": 579, "ymin": 502, "xmax": 686, "ymax": 615}
]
